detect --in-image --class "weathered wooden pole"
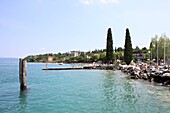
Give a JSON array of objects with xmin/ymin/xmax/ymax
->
[{"xmin": 19, "ymin": 58, "xmax": 27, "ymax": 91}]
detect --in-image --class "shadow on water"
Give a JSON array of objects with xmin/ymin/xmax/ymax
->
[{"xmin": 18, "ymin": 90, "xmax": 27, "ymax": 113}]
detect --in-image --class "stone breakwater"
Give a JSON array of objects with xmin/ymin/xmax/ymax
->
[{"xmin": 119, "ymin": 64, "xmax": 170, "ymax": 86}]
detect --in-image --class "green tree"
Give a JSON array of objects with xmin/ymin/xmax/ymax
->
[
  {"xmin": 100, "ymin": 52, "xmax": 106, "ymax": 62},
  {"xmin": 150, "ymin": 35, "xmax": 170, "ymax": 62},
  {"xmin": 116, "ymin": 52, "xmax": 124, "ymax": 60},
  {"xmin": 106, "ymin": 28, "xmax": 113, "ymax": 63},
  {"xmin": 124, "ymin": 28, "xmax": 133, "ymax": 65},
  {"xmin": 117, "ymin": 47, "xmax": 123, "ymax": 52},
  {"xmin": 141, "ymin": 47, "xmax": 148, "ymax": 53}
]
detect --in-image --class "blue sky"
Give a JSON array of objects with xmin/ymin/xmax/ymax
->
[{"xmin": 0, "ymin": 0, "xmax": 170, "ymax": 58}]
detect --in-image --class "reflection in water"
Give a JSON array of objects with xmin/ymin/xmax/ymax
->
[
  {"xmin": 102, "ymin": 71, "xmax": 138, "ymax": 112},
  {"xmin": 103, "ymin": 71, "xmax": 115, "ymax": 99},
  {"xmin": 122, "ymin": 81, "xmax": 138, "ymax": 109},
  {"xmin": 19, "ymin": 91, "xmax": 27, "ymax": 113},
  {"xmin": 102, "ymin": 71, "xmax": 118, "ymax": 111}
]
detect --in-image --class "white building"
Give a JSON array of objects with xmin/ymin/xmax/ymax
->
[
  {"xmin": 47, "ymin": 56, "xmax": 53, "ymax": 62},
  {"xmin": 70, "ymin": 51, "xmax": 79, "ymax": 57}
]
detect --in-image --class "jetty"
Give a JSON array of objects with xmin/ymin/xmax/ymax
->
[
  {"xmin": 43, "ymin": 67, "xmax": 84, "ymax": 70},
  {"xmin": 42, "ymin": 65, "xmax": 96, "ymax": 70},
  {"xmin": 42, "ymin": 64, "xmax": 116, "ymax": 70}
]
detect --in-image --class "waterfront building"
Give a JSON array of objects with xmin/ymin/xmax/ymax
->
[{"xmin": 70, "ymin": 51, "xmax": 80, "ymax": 57}]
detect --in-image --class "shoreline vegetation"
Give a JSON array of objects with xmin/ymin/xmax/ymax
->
[
  {"xmin": 25, "ymin": 28, "xmax": 170, "ymax": 66},
  {"xmin": 25, "ymin": 28, "xmax": 170, "ymax": 88},
  {"xmin": 25, "ymin": 47, "xmax": 149, "ymax": 64}
]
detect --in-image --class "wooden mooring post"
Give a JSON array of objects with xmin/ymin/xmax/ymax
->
[{"xmin": 19, "ymin": 58, "xmax": 27, "ymax": 91}]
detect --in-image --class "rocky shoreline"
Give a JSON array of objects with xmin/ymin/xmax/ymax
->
[{"xmin": 118, "ymin": 63, "xmax": 170, "ymax": 87}]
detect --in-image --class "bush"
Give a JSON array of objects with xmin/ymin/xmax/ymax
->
[{"xmin": 122, "ymin": 62, "xmax": 126, "ymax": 65}]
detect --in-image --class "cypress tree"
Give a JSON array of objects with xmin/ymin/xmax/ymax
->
[
  {"xmin": 106, "ymin": 28, "xmax": 113, "ymax": 63},
  {"xmin": 124, "ymin": 28, "xmax": 133, "ymax": 65}
]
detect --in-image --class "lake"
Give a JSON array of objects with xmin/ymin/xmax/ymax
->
[{"xmin": 0, "ymin": 58, "xmax": 170, "ymax": 113}]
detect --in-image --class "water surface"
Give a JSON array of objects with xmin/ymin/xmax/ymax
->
[{"xmin": 0, "ymin": 58, "xmax": 170, "ymax": 113}]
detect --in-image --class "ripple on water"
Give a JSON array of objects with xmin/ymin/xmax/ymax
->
[{"xmin": 1, "ymin": 61, "xmax": 170, "ymax": 113}]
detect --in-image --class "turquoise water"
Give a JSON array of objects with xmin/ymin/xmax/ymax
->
[{"xmin": 0, "ymin": 58, "xmax": 170, "ymax": 113}]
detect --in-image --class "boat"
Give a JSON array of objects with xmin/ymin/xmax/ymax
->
[{"xmin": 58, "ymin": 63, "xmax": 64, "ymax": 65}]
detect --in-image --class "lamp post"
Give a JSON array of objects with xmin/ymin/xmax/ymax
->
[
  {"xmin": 164, "ymin": 33, "xmax": 166, "ymax": 65},
  {"xmin": 156, "ymin": 37, "xmax": 158, "ymax": 66},
  {"xmin": 148, "ymin": 51, "xmax": 150, "ymax": 65},
  {"xmin": 150, "ymin": 40, "xmax": 152, "ymax": 65}
]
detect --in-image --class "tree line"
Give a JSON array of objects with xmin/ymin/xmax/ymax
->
[
  {"xmin": 149, "ymin": 34, "xmax": 170, "ymax": 64},
  {"xmin": 25, "ymin": 28, "xmax": 169, "ymax": 65}
]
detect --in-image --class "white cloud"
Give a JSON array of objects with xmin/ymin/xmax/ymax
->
[
  {"xmin": 81, "ymin": 0, "xmax": 93, "ymax": 5},
  {"xmin": 100, "ymin": 0, "xmax": 119, "ymax": 4}
]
